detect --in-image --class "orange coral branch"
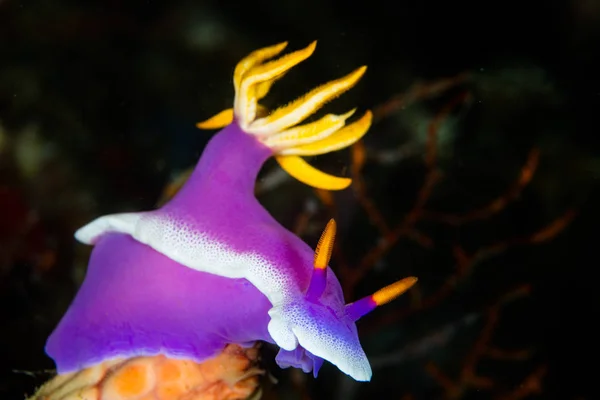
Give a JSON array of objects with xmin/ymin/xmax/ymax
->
[
  {"xmin": 422, "ymin": 148, "xmax": 540, "ymax": 225},
  {"xmin": 423, "ymin": 287, "xmax": 534, "ymax": 400},
  {"xmin": 424, "ymin": 362, "xmax": 462, "ymax": 398},
  {"xmin": 372, "ymin": 73, "xmax": 470, "ymax": 122},
  {"xmin": 493, "ymin": 365, "xmax": 547, "ymax": 400},
  {"xmin": 456, "ymin": 209, "xmax": 577, "ymax": 270},
  {"xmin": 350, "ymin": 141, "xmax": 392, "ymax": 236},
  {"xmin": 484, "ymin": 347, "xmax": 532, "ymax": 361},
  {"xmin": 361, "ymin": 206, "xmax": 573, "ymax": 332},
  {"xmin": 425, "ymin": 91, "xmax": 472, "ymax": 169}
]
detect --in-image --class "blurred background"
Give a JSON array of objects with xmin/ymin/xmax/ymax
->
[{"xmin": 1, "ymin": 0, "xmax": 598, "ymax": 398}]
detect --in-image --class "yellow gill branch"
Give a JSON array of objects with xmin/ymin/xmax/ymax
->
[
  {"xmin": 235, "ymin": 41, "xmax": 317, "ymax": 129},
  {"xmin": 248, "ymin": 66, "xmax": 367, "ymax": 135},
  {"xmin": 275, "ymin": 155, "xmax": 352, "ymax": 190},
  {"xmin": 278, "ymin": 111, "xmax": 372, "ymax": 156},
  {"xmin": 264, "ymin": 109, "xmax": 356, "ymax": 150}
]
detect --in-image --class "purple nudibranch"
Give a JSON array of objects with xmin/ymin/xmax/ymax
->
[{"xmin": 46, "ymin": 41, "xmax": 417, "ymax": 382}]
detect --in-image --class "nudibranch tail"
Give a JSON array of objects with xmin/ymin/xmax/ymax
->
[
  {"xmin": 345, "ymin": 276, "xmax": 419, "ymax": 321},
  {"xmin": 197, "ymin": 41, "xmax": 372, "ymax": 190},
  {"xmin": 306, "ymin": 218, "xmax": 336, "ymax": 300}
]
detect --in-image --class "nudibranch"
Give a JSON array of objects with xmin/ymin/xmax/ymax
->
[{"xmin": 47, "ymin": 42, "xmax": 417, "ymax": 382}]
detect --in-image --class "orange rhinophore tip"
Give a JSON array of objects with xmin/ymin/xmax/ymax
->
[
  {"xmin": 313, "ymin": 219, "xmax": 336, "ymax": 270},
  {"xmin": 345, "ymin": 276, "xmax": 418, "ymax": 321},
  {"xmin": 372, "ymin": 276, "xmax": 418, "ymax": 306},
  {"xmin": 29, "ymin": 344, "xmax": 263, "ymax": 400},
  {"xmin": 306, "ymin": 219, "xmax": 338, "ymax": 301}
]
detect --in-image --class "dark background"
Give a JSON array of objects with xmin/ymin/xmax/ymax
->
[{"xmin": 1, "ymin": 0, "xmax": 598, "ymax": 399}]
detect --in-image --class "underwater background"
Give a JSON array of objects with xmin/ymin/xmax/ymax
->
[{"xmin": 0, "ymin": 0, "xmax": 598, "ymax": 398}]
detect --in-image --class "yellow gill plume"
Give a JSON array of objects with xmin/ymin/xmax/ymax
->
[{"xmin": 197, "ymin": 41, "xmax": 372, "ymax": 190}]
